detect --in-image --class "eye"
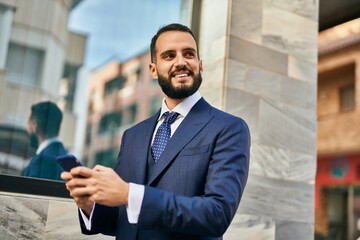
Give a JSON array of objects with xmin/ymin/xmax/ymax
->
[
  {"xmin": 184, "ymin": 51, "xmax": 195, "ymax": 58},
  {"xmin": 162, "ymin": 53, "xmax": 175, "ymax": 59}
]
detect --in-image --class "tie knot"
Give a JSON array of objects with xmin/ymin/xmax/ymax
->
[{"xmin": 163, "ymin": 111, "xmax": 179, "ymax": 125}]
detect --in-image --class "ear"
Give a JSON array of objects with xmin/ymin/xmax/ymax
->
[
  {"xmin": 149, "ymin": 63, "xmax": 158, "ymax": 80},
  {"xmin": 199, "ymin": 60, "xmax": 203, "ymax": 74},
  {"xmin": 33, "ymin": 122, "xmax": 40, "ymax": 135}
]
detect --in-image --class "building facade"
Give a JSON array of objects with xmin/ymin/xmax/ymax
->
[
  {"xmin": 83, "ymin": 51, "xmax": 163, "ymax": 168},
  {"xmin": 316, "ymin": 18, "xmax": 360, "ymax": 240},
  {"xmin": 0, "ymin": 0, "xmax": 86, "ymax": 175}
]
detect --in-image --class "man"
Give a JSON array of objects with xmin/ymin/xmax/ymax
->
[
  {"xmin": 62, "ymin": 23, "xmax": 250, "ymax": 239},
  {"xmin": 22, "ymin": 101, "xmax": 66, "ymax": 181}
]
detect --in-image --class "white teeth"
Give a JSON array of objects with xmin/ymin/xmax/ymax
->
[{"xmin": 177, "ymin": 74, "xmax": 188, "ymax": 78}]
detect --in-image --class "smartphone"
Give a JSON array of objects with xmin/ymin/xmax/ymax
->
[{"xmin": 56, "ymin": 154, "xmax": 83, "ymax": 171}]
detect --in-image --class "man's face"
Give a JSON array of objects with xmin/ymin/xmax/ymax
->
[
  {"xmin": 149, "ymin": 31, "xmax": 203, "ymax": 99},
  {"xmin": 27, "ymin": 115, "xmax": 39, "ymax": 149},
  {"xmin": 27, "ymin": 116, "xmax": 36, "ymax": 134}
]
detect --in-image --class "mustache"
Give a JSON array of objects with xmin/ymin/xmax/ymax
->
[{"xmin": 169, "ymin": 66, "xmax": 194, "ymax": 78}]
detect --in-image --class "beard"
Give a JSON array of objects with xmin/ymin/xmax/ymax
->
[
  {"xmin": 29, "ymin": 132, "xmax": 39, "ymax": 150},
  {"xmin": 157, "ymin": 66, "xmax": 202, "ymax": 100}
]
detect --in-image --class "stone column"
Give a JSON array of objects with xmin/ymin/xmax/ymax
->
[{"xmin": 198, "ymin": 1, "xmax": 318, "ymax": 239}]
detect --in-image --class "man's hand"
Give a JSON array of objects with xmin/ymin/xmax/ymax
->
[
  {"xmin": 61, "ymin": 165, "xmax": 129, "ymax": 211},
  {"xmin": 61, "ymin": 169, "xmax": 94, "ymax": 217}
]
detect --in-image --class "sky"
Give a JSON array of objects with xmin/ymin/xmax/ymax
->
[{"xmin": 68, "ymin": 0, "xmax": 182, "ymax": 69}]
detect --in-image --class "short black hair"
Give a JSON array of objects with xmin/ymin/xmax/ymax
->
[
  {"xmin": 150, "ymin": 23, "xmax": 199, "ymax": 63},
  {"xmin": 30, "ymin": 101, "xmax": 63, "ymax": 138}
]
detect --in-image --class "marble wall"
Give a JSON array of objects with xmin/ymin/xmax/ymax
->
[
  {"xmin": 199, "ymin": 0, "xmax": 318, "ymax": 239},
  {"xmin": 0, "ymin": 191, "xmax": 112, "ymax": 239}
]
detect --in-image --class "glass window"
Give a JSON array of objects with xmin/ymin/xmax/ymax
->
[
  {"xmin": 0, "ymin": 125, "xmax": 34, "ymax": 175},
  {"xmin": 60, "ymin": 63, "xmax": 81, "ymax": 111},
  {"xmin": 5, "ymin": 43, "xmax": 44, "ymax": 87},
  {"xmin": 95, "ymin": 148, "xmax": 117, "ymax": 168},
  {"xmin": 104, "ymin": 76, "xmax": 126, "ymax": 97},
  {"xmin": 98, "ymin": 111, "xmax": 122, "ymax": 134},
  {"xmin": 340, "ymin": 84, "xmax": 355, "ymax": 111},
  {"xmin": 0, "ymin": 0, "xmax": 192, "ymax": 196},
  {"xmin": 122, "ymin": 104, "xmax": 138, "ymax": 126},
  {"xmin": 318, "ymin": 63, "xmax": 355, "ymax": 116},
  {"xmin": 0, "ymin": 5, "xmax": 13, "ymax": 70}
]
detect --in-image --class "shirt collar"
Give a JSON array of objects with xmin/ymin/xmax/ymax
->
[
  {"xmin": 36, "ymin": 137, "xmax": 61, "ymax": 154},
  {"xmin": 158, "ymin": 91, "xmax": 202, "ymax": 120}
]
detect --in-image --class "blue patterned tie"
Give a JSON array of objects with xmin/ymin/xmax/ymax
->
[{"xmin": 151, "ymin": 111, "xmax": 179, "ymax": 162}]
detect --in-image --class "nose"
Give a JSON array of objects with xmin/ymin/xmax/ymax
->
[{"xmin": 174, "ymin": 55, "xmax": 186, "ymax": 67}]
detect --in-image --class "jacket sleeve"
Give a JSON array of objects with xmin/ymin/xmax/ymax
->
[
  {"xmin": 38, "ymin": 154, "xmax": 63, "ymax": 181},
  {"xmin": 79, "ymin": 131, "xmax": 130, "ymax": 236}
]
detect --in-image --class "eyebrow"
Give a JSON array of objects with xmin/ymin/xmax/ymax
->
[
  {"xmin": 183, "ymin": 47, "xmax": 197, "ymax": 53},
  {"xmin": 159, "ymin": 50, "xmax": 174, "ymax": 58},
  {"xmin": 159, "ymin": 48, "xmax": 197, "ymax": 58}
]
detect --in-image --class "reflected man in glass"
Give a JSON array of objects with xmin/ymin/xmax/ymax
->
[{"xmin": 22, "ymin": 101, "xmax": 66, "ymax": 181}]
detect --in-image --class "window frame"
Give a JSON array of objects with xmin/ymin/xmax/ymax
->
[
  {"xmin": 0, "ymin": 174, "xmax": 71, "ymax": 198},
  {"xmin": 340, "ymin": 84, "xmax": 355, "ymax": 112},
  {"xmin": 0, "ymin": 4, "xmax": 14, "ymax": 70},
  {"xmin": 5, "ymin": 42, "xmax": 45, "ymax": 87}
]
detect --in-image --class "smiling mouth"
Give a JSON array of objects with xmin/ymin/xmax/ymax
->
[
  {"xmin": 171, "ymin": 68, "xmax": 192, "ymax": 79},
  {"xmin": 174, "ymin": 73, "xmax": 190, "ymax": 79},
  {"xmin": 170, "ymin": 66, "xmax": 194, "ymax": 80}
]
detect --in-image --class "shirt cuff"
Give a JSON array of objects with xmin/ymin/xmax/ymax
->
[
  {"xmin": 79, "ymin": 203, "xmax": 95, "ymax": 230},
  {"xmin": 126, "ymin": 182, "xmax": 145, "ymax": 224}
]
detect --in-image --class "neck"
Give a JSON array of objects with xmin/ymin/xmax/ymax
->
[
  {"xmin": 38, "ymin": 135, "xmax": 46, "ymax": 144},
  {"xmin": 164, "ymin": 97, "xmax": 184, "ymax": 110}
]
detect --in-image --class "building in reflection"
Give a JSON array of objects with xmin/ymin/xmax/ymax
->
[
  {"xmin": 83, "ymin": 51, "xmax": 163, "ymax": 167},
  {"xmin": 0, "ymin": 0, "xmax": 86, "ymax": 175}
]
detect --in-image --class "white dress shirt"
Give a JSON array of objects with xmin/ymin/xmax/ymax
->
[
  {"xmin": 36, "ymin": 137, "xmax": 61, "ymax": 154},
  {"xmin": 80, "ymin": 91, "xmax": 202, "ymax": 229}
]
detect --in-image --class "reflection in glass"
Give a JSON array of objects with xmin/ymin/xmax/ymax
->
[
  {"xmin": 0, "ymin": 0, "xmax": 190, "ymax": 180},
  {"xmin": 6, "ymin": 43, "xmax": 44, "ymax": 87},
  {"xmin": 0, "ymin": 125, "xmax": 34, "ymax": 175},
  {"xmin": 21, "ymin": 101, "xmax": 67, "ymax": 181}
]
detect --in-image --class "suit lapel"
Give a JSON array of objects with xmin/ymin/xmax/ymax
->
[
  {"xmin": 147, "ymin": 98, "xmax": 213, "ymax": 185},
  {"xmin": 133, "ymin": 111, "xmax": 160, "ymax": 184}
]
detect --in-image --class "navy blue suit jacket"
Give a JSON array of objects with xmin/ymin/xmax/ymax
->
[
  {"xmin": 22, "ymin": 141, "xmax": 66, "ymax": 181},
  {"xmin": 81, "ymin": 98, "xmax": 250, "ymax": 239}
]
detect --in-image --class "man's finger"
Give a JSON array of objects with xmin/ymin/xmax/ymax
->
[
  {"xmin": 70, "ymin": 186, "xmax": 94, "ymax": 198},
  {"xmin": 66, "ymin": 177, "xmax": 91, "ymax": 189},
  {"xmin": 74, "ymin": 196, "xmax": 90, "ymax": 204},
  {"xmin": 93, "ymin": 164, "xmax": 110, "ymax": 172},
  {"xmin": 70, "ymin": 166, "xmax": 93, "ymax": 178},
  {"xmin": 61, "ymin": 171, "xmax": 72, "ymax": 181}
]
